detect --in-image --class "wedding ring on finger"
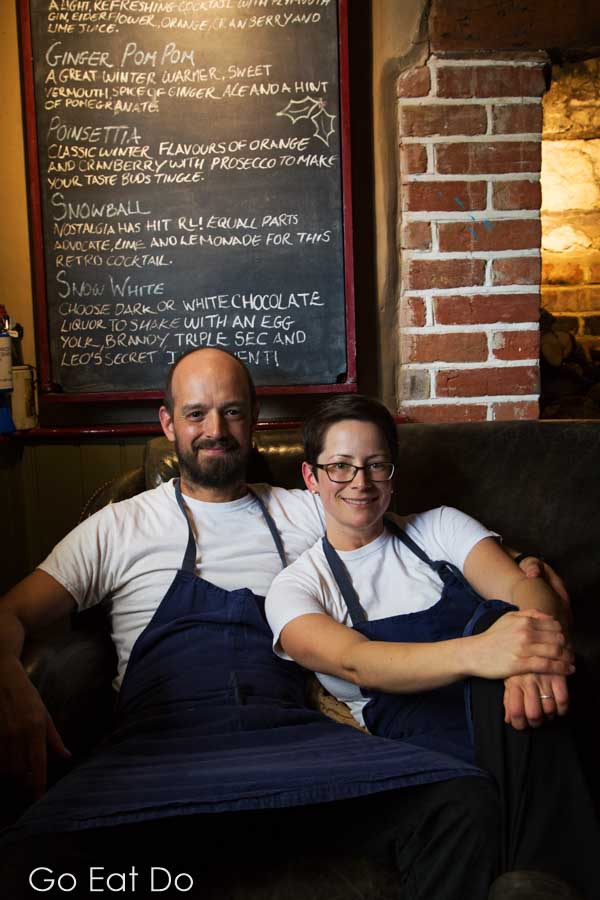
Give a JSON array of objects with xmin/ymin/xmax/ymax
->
[{"xmin": 539, "ymin": 694, "xmax": 553, "ymax": 700}]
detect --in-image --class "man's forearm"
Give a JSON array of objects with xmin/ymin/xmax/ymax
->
[{"xmin": 0, "ymin": 610, "xmax": 26, "ymax": 663}]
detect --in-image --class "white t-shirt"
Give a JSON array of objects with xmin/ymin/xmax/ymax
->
[
  {"xmin": 39, "ymin": 480, "xmax": 324, "ymax": 688},
  {"xmin": 265, "ymin": 507, "xmax": 497, "ymax": 727}
]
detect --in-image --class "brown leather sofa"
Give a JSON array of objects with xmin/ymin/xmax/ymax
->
[
  {"xmin": 83, "ymin": 417, "xmax": 600, "ymax": 655},
  {"xmin": 13, "ymin": 419, "xmax": 600, "ymax": 893}
]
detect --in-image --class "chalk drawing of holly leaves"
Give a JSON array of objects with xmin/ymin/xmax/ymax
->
[{"xmin": 276, "ymin": 97, "xmax": 336, "ymax": 147}]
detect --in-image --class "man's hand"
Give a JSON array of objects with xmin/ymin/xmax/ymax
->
[
  {"xmin": 515, "ymin": 555, "xmax": 571, "ymax": 610},
  {"xmin": 0, "ymin": 570, "xmax": 76, "ymax": 797},
  {"xmin": 503, "ymin": 671, "xmax": 570, "ymax": 730},
  {"xmin": 0, "ymin": 657, "xmax": 70, "ymax": 799}
]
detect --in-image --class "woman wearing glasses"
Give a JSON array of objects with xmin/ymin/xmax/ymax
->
[{"xmin": 265, "ymin": 394, "xmax": 597, "ymax": 899}]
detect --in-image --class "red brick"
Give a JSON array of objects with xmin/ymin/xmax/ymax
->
[
  {"xmin": 491, "ymin": 401, "xmax": 539, "ymax": 420},
  {"xmin": 492, "ymin": 103, "xmax": 542, "ymax": 134},
  {"xmin": 581, "ymin": 259, "xmax": 600, "ymax": 290},
  {"xmin": 436, "ymin": 365, "xmax": 539, "ymax": 397},
  {"xmin": 404, "ymin": 404, "xmax": 488, "ymax": 423},
  {"xmin": 492, "ymin": 330, "xmax": 539, "ymax": 360},
  {"xmin": 402, "ymin": 331, "xmax": 488, "ymax": 363},
  {"xmin": 428, "ymin": 1, "xmax": 587, "ymax": 56},
  {"xmin": 400, "ymin": 104, "xmax": 487, "ymax": 137},
  {"xmin": 435, "ymin": 293, "xmax": 539, "ymax": 324},
  {"xmin": 400, "ymin": 144, "xmax": 428, "ymax": 177},
  {"xmin": 491, "ymin": 256, "xmax": 541, "ymax": 286},
  {"xmin": 402, "ymin": 221, "xmax": 432, "ymax": 251},
  {"xmin": 400, "ymin": 297, "xmax": 427, "ymax": 328},
  {"xmin": 586, "ymin": 285, "xmax": 600, "ymax": 307},
  {"xmin": 436, "ymin": 66, "xmax": 547, "ymax": 99},
  {"xmin": 437, "ymin": 142, "xmax": 541, "ymax": 174},
  {"xmin": 403, "ymin": 180, "xmax": 487, "ymax": 212},
  {"xmin": 540, "ymin": 288, "xmax": 568, "ymax": 313},
  {"xmin": 542, "ymin": 287, "xmax": 597, "ymax": 313},
  {"xmin": 540, "ymin": 288, "xmax": 560, "ymax": 312},
  {"xmin": 404, "ymin": 258, "xmax": 487, "ymax": 291},
  {"xmin": 542, "ymin": 260, "xmax": 584, "ymax": 284},
  {"xmin": 397, "ymin": 67, "xmax": 431, "ymax": 98},
  {"xmin": 438, "ymin": 219, "xmax": 540, "ymax": 252},
  {"xmin": 589, "ymin": 263, "xmax": 600, "ymax": 284},
  {"xmin": 493, "ymin": 180, "xmax": 541, "ymax": 210}
]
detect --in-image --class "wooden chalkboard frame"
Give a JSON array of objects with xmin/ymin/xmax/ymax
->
[{"xmin": 18, "ymin": 0, "xmax": 356, "ymax": 407}]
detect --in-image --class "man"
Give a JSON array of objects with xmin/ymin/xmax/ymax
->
[{"xmin": 0, "ymin": 349, "xmax": 590, "ymax": 899}]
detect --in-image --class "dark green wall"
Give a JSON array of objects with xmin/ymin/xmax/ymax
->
[{"xmin": 0, "ymin": 439, "xmax": 147, "ymax": 595}]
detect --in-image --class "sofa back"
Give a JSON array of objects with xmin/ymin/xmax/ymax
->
[{"xmin": 85, "ymin": 420, "xmax": 600, "ymax": 663}]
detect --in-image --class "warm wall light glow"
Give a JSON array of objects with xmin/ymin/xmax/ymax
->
[
  {"xmin": 542, "ymin": 142, "xmax": 600, "ymax": 215},
  {"xmin": 543, "ymin": 224, "xmax": 592, "ymax": 253},
  {"xmin": 540, "ymin": 58, "xmax": 600, "ymax": 419}
]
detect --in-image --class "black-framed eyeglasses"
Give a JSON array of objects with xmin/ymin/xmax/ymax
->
[{"xmin": 313, "ymin": 462, "xmax": 395, "ymax": 484}]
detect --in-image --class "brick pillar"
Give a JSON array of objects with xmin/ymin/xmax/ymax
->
[{"xmin": 397, "ymin": 53, "xmax": 547, "ymax": 423}]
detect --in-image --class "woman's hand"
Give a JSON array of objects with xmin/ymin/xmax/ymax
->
[
  {"xmin": 468, "ymin": 609, "xmax": 574, "ymax": 681},
  {"xmin": 503, "ymin": 672, "xmax": 569, "ymax": 730}
]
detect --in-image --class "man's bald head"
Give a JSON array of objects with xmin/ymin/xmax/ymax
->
[
  {"xmin": 159, "ymin": 348, "xmax": 259, "ymax": 499},
  {"xmin": 163, "ymin": 348, "xmax": 257, "ymax": 416}
]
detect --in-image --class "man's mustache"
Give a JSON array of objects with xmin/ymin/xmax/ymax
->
[{"xmin": 193, "ymin": 437, "xmax": 240, "ymax": 452}]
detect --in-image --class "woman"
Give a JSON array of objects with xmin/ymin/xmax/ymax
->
[{"xmin": 265, "ymin": 394, "xmax": 598, "ymax": 899}]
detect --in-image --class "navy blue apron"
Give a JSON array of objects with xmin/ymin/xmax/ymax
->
[
  {"xmin": 322, "ymin": 518, "xmax": 515, "ymax": 763},
  {"xmin": 2, "ymin": 486, "xmax": 484, "ymax": 845}
]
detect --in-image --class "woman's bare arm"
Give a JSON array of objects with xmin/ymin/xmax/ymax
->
[{"xmin": 279, "ymin": 607, "xmax": 572, "ymax": 696}]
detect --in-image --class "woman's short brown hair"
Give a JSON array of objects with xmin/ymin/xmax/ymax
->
[{"xmin": 303, "ymin": 394, "xmax": 398, "ymax": 466}]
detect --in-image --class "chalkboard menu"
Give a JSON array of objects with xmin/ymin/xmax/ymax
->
[{"xmin": 20, "ymin": 0, "xmax": 354, "ymax": 399}]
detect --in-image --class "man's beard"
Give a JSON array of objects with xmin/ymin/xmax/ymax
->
[{"xmin": 175, "ymin": 436, "xmax": 248, "ymax": 489}]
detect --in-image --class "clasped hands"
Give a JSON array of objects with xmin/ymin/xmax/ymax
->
[
  {"xmin": 477, "ymin": 609, "xmax": 573, "ymax": 731},
  {"xmin": 506, "ymin": 553, "xmax": 573, "ymax": 729}
]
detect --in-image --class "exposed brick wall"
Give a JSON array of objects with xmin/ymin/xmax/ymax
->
[
  {"xmin": 397, "ymin": 54, "xmax": 546, "ymax": 423},
  {"xmin": 541, "ymin": 59, "xmax": 600, "ymax": 356}
]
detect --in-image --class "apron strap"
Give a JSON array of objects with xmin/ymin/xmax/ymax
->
[
  {"xmin": 323, "ymin": 516, "xmax": 477, "ymax": 627},
  {"xmin": 174, "ymin": 479, "xmax": 287, "ymax": 573},
  {"xmin": 322, "ymin": 535, "xmax": 367, "ymax": 626},
  {"xmin": 174, "ymin": 479, "xmax": 199, "ymax": 573},
  {"xmin": 384, "ymin": 516, "xmax": 471, "ymax": 589},
  {"xmin": 248, "ymin": 487, "xmax": 287, "ymax": 569}
]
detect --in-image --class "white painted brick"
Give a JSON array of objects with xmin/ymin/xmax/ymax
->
[
  {"xmin": 403, "ymin": 249, "xmax": 540, "ymax": 260},
  {"xmin": 401, "ymin": 134, "xmax": 542, "ymax": 144},
  {"xmin": 406, "ymin": 173, "xmax": 541, "ymax": 182},
  {"xmin": 426, "ymin": 143, "xmax": 434, "ymax": 171},
  {"xmin": 402, "ymin": 359, "xmax": 539, "ymax": 370},
  {"xmin": 402, "ymin": 394, "xmax": 539, "ymax": 405},
  {"xmin": 428, "ymin": 59, "xmax": 439, "ymax": 96},
  {"xmin": 403, "ymin": 286, "xmax": 540, "ymax": 299},
  {"xmin": 397, "ymin": 97, "xmax": 543, "ymax": 107},
  {"xmin": 402, "ymin": 323, "xmax": 538, "ymax": 334},
  {"xmin": 404, "ymin": 210, "xmax": 539, "ymax": 222},
  {"xmin": 424, "ymin": 296, "xmax": 434, "ymax": 326},
  {"xmin": 429, "ymin": 57, "xmax": 546, "ymax": 68}
]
